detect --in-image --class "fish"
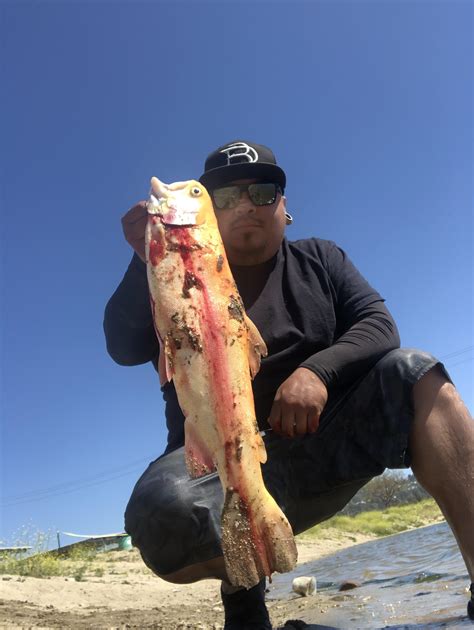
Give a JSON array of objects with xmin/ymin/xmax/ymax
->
[{"xmin": 145, "ymin": 177, "xmax": 297, "ymax": 589}]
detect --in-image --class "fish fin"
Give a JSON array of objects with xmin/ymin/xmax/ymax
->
[
  {"xmin": 157, "ymin": 349, "xmax": 168, "ymax": 386},
  {"xmin": 155, "ymin": 332, "xmax": 174, "ymax": 385},
  {"xmin": 221, "ymin": 486, "xmax": 297, "ymax": 589},
  {"xmin": 244, "ymin": 315, "xmax": 268, "ymax": 379},
  {"xmin": 254, "ymin": 430, "xmax": 267, "ymax": 465},
  {"xmin": 156, "ymin": 334, "xmax": 168, "ymax": 386},
  {"xmin": 184, "ymin": 420, "xmax": 216, "ymax": 479}
]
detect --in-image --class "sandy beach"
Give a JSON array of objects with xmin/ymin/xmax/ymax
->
[{"xmin": 0, "ymin": 530, "xmax": 376, "ymax": 629}]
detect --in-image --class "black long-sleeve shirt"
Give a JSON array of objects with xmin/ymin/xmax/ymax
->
[{"xmin": 104, "ymin": 238, "xmax": 400, "ymax": 452}]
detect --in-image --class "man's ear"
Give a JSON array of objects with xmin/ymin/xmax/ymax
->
[{"xmin": 281, "ymin": 197, "xmax": 293, "ymax": 225}]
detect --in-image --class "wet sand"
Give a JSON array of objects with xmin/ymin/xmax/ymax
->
[{"xmin": 0, "ymin": 530, "xmax": 375, "ymax": 629}]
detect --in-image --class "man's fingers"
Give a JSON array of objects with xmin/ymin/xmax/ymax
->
[
  {"xmin": 268, "ymin": 401, "xmax": 282, "ymax": 435},
  {"xmin": 126, "ymin": 221, "xmax": 147, "ymax": 241},
  {"xmin": 308, "ymin": 408, "xmax": 321, "ymax": 433},
  {"xmin": 294, "ymin": 408, "xmax": 309, "ymax": 436},
  {"xmin": 281, "ymin": 411, "xmax": 297, "ymax": 438},
  {"xmin": 122, "ymin": 201, "xmax": 148, "ymax": 225},
  {"xmin": 121, "ymin": 201, "xmax": 148, "ymax": 262},
  {"xmin": 130, "ymin": 236, "xmax": 146, "ymax": 252},
  {"xmin": 269, "ymin": 398, "xmax": 319, "ymax": 438}
]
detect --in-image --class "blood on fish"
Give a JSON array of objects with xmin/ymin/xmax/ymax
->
[
  {"xmin": 170, "ymin": 227, "xmax": 236, "ymax": 433},
  {"xmin": 149, "ymin": 238, "xmax": 165, "ymax": 266}
]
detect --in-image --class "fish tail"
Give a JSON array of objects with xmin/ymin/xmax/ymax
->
[{"xmin": 221, "ymin": 487, "xmax": 298, "ymax": 589}]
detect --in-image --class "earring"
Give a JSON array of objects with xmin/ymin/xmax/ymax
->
[{"xmin": 285, "ymin": 212, "xmax": 293, "ymax": 225}]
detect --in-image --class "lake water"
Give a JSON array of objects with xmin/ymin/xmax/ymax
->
[{"xmin": 269, "ymin": 522, "xmax": 472, "ymax": 628}]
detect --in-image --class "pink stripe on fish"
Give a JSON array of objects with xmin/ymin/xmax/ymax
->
[{"xmin": 169, "ymin": 226, "xmax": 272, "ymax": 569}]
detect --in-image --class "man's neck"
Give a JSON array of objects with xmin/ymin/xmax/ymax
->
[
  {"xmin": 225, "ymin": 241, "xmax": 282, "ymax": 267},
  {"xmin": 230, "ymin": 254, "xmax": 278, "ymax": 310}
]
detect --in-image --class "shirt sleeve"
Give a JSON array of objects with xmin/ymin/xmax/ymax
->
[
  {"xmin": 103, "ymin": 253, "xmax": 159, "ymax": 366},
  {"xmin": 299, "ymin": 242, "xmax": 400, "ymax": 389}
]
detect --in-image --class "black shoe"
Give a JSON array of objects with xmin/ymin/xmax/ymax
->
[
  {"xmin": 221, "ymin": 578, "xmax": 272, "ymax": 629},
  {"xmin": 468, "ymin": 582, "xmax": 474, "ymax": 621}
]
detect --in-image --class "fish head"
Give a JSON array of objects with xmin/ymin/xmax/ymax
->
[{"xmin": 147, "ymin": 177, "xmax": 212, "ymax": 226}]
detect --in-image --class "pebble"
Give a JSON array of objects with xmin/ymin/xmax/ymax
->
[{"xmin": 339, "ymin": 580, "xmax": 361, "ymax": 591}]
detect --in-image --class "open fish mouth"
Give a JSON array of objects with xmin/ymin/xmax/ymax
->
[
  {"xmin": 147, "ymin": 177, "xmax": 202, "ymax": 226},
  {"xmin": 147, "ymin": 195, "xmax": 197, "ymax": 226},
  {"xmin": 147, "ymin": 194, "xmax": 173, "ymax": 217}
]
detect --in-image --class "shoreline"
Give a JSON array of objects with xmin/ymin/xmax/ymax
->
[
  {"xmin": 0, "ymin": 522, "xmax": 445, "ymax": 629},
  {"xmin": 0, "ymin": 532, "xmax": 375, "ymax": 629}
]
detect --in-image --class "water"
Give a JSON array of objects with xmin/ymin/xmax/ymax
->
[{"xmin": 269, "ymin": 523, "xmax": 471, "ymax": 628}]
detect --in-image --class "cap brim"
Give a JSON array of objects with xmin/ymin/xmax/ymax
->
[{"xmin": 199, "ymin": 163, "xmax": 286, "ymax": 191}]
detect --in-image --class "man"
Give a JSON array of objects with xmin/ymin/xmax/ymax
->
[{"xmin": 104, "ymin": 141, "xmax": 474, "ymax": 628}]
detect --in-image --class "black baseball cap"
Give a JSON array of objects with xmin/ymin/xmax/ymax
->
[{"xmin": 199, "ymin": 140, "xmax": 286, "ymax": 192}]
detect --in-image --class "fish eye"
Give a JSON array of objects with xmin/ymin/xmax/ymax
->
[{"xmin": 190, "ymin": 186, "xmax": 202, "ymax": 197}]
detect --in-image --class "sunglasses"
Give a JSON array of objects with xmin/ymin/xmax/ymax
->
[{"xmin": 211, "ymin": 182, "xmax": 282, "ymax": 210}]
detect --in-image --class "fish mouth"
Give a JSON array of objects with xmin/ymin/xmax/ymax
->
[
  {"xmin": 147, "ymin": 194, "xmax": 172, "ymax": 218},
  {"xmin": 147, "ymin": 177, "xmax": 201, "ymax": 226},
  {"xmin": 147, "ymin": 197, "xmax": 193, "ymax": 226},
  {"xmin": 147, "ymin": 178, "xmax": 175, "ymax": 218}
]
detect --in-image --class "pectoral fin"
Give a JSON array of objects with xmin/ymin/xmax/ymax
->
[
  {"xmin": 244, "ymin": 315, "xmax": 268, "ymax": 379},
  {"xmin": 156, "ymin": 334, "xmax": 167, "ymax": 386},
  {"xmin": 256, "ymin": 430, "xmax": 267, "ymax": 464},
  {"xmin": 156, "ymin": 332, "xmax": 174, "ymax": 386},
  {"xmin": 184, "ymin": 420, "xmax": 216, "ymax": 478}
]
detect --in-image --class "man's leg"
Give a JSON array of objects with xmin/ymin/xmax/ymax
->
[
  {"xmin": 125, "ymin": 448, "xmax": 273, "ymax": 629},
  {"xmin": 153, "ymin": 556, "xmax": 227, "ymax": 583},
  {"xmin": 410, "ymin": 366, "xmax": 474, "ymax": 617},
  {"xmin": 126, "ymin": 436, "xmax": 370, "ymax": 630}
]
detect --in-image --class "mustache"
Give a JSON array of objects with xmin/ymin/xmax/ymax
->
[{"xmin": 231, "ymin": 218, "xmax": 264, "ymax": 229}]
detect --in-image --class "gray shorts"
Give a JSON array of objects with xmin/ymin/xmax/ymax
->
[{"xmin": 124, "ymin": 348, "xmax": 449, "ymax": 576}]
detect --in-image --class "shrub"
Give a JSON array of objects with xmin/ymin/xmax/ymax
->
[{"xmin": 300, "ymin": 498, "xmax": 444, "ymax": 539}]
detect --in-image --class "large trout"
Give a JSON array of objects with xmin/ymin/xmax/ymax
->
[{"xmin": 145, "ymin": 177, "xmax": 297, "ymax": 588}]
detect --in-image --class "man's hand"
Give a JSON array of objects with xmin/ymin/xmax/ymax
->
[
  {"xmin": 122, "ymin": 201, "xmax": 148, "ymax": 262},
  {"xmin": 268, "ymin": 368, "xmax": 328, "ymax": 437}
]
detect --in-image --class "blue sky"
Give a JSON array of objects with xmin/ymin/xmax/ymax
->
[{"xmin": 1, "ymin": 1, "xmax": 472, "ymax": 547}]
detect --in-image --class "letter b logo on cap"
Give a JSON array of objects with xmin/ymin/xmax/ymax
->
[{"xmin": 220, "ymin": 142, "xmax": 259, "ymax": 165}]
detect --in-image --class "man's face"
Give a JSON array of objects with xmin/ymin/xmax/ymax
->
[{"xmin": 210, "ymin": 178, "xmax": 287, "ymax": 266}]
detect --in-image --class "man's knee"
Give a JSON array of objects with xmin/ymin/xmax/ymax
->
[
  {"xmin": 155, "ymin": 556, "xmax": 227, "ymax": 584},
  {"xmin": 413, "ymin": 366, "xmax": 459, "ymax": 420},
  {"xmin": 153, "ymin": 566, "xmax": 200, "ymax": 584},
  {"xmin": 376, "ymin": 348, "xmax": 440, "ymax": 380},
  {"xmin": 125, "ymin": 471, "xmax": 204, "ymax": 543},
  {"xmin": 124, "ymin": 458, "xmax": 224, "ymax": 576}
]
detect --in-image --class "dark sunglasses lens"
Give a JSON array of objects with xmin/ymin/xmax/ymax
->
[
  {"xmin": 248, "ymin": 183, "xmax": 278, "ymax": 206},
  {"xmin": 212, "ymin": 186, "xmax": 241, "ymax": 209}
]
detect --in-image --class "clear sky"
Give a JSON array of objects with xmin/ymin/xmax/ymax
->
[{"xmin": 1, "ymin": 1, "xmax": 472, "ymax": 548}]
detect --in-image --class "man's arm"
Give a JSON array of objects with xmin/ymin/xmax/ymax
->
[
  {"xmin": 299, "ymin": 242, "xmax": 400, "ymax": 388},
  {"xmin": 103, "ymin": 202, "xmax": 159, "ymax": 367},
  {"xmin": 300, "ymin": 301, "xmax": 400, "ymax": 388},
  {"xmin": 268, "ymin": 241, "xmax": 399, "ymax": 437}
]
